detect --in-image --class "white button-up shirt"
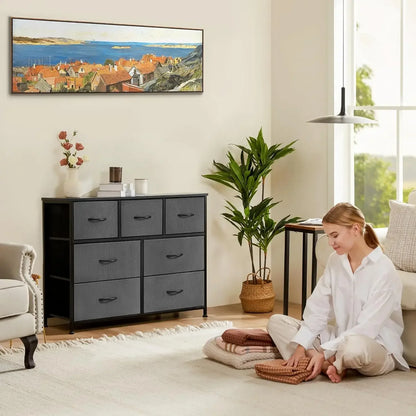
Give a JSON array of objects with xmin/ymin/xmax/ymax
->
[{"xmin": 292, "ymin": 246, "xmax": 409, "ymax": 370}]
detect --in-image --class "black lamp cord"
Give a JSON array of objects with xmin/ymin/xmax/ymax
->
[{"xmin": 339, "ymin": 0, "xmax": 346, "ymax": 116}]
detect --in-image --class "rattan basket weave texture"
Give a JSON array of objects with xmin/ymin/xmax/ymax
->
[{"xmin": 239, "ymin": 268, "xmax": 275, "ymax": 313}]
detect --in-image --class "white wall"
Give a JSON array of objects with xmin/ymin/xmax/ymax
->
[
  {"xmin": 1, "ymin": 0, "xmax": 337, "ymax": 308},
  {"xmin": 0, "ymin": 0, "xmax": 272, "ymax": 306},
  {"xmin": 270, "ymin": 0, "xmax": 333, "ymax": 303}
]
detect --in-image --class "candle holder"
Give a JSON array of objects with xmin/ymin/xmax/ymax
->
[{"xmin": 109, "ymin": 167, "xmax": 122, "ymax": 183}]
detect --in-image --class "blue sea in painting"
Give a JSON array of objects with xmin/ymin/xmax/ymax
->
[{"xmin": 12, "ymin": 41, "xmax": 199, "ymax": 67}]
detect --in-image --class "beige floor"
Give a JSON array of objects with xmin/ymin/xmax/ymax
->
[{"xmin": 2, "ymin": 301, "xmax": 301, "ymax": 348}]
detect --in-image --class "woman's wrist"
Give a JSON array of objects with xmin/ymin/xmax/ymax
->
[
  {"xmin": 295, "ymin": 344, "xmax": 306, "ymax": 354},
  {"xmin": 306, "ymin": 349, "xmax": 324, "ymax": 360}
]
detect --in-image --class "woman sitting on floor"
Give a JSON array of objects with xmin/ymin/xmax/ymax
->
[{"xmin": 268, "ymin": 202, "xmax": 409, "ymax": 383}]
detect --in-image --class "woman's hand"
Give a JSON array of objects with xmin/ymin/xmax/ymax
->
[
  {"xmin": 305, "ymin": 350, "xmax": 325, "ymax": 381},
  {"xmin": 283, "ymin": 344, "xmax": 307, "ymax": 367}
]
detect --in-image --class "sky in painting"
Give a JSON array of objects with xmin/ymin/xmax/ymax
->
[{"xmin": 12, "ymin": 18, "xmax": 202, "ymax": 44}]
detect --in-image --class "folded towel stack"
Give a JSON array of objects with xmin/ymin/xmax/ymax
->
[
  {"xmin": 215, "ymin": 337, "xmax": 277, "ymax": 355},
  {"xmin": 203, "ymin": 328, "xmax": 281, "ymax": 369},
  {"xmin": 222, "ymin": 328, "xmax": 276, "ymax": 347},
  {"xmin": 255, "ymin": 357, "xmax": 312, "ymax": 384}
]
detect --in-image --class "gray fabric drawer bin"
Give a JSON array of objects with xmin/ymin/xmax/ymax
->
[
  {"xmin": 120, "ymin": 199, "xmax": 162, "ymax": 237},
  {"xmin": 165, "ymin": 197, "xmax": 205, "ymax": 234},
  {"xmin": 74, "ymin": 201, "xmax": 118, "ymax": 240},
  {"xmin": 143, "ymin": 272, "xmax": 204, "ymax": 313},
  {"xmin": 74, "ymin": 241, "xmax": 141, "ymax": 283},
  {"xmin": 74, "ymin": 278, "xmax": 140, "ymax": 321},
  {"xmin": 143, "ymin": 236, "xmax": 204, "ymax": 276}
]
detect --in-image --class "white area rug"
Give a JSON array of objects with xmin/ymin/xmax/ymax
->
[{"xmin": 1, "ymin": 321, "xmax": 416, "ymax": 416}]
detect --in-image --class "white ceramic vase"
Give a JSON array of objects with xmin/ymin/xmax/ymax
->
[{"xmin": 63, "ymin": 168, "xmax": 83, "ymax": 197}]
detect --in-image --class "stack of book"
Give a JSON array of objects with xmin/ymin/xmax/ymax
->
[{"xmin": 97, "ymin": 183, "xmax": 126, "ymax": 197}]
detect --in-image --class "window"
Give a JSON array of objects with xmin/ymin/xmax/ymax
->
[{"xmin": 352, "ymin": 0, "xmax": 416, "ymax": 227}]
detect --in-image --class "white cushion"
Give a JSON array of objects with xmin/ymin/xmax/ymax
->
[
  {"xmin": 0, "ymin": 279, "xmax": 29, "ymax": 318},
  {"xmin": 408, "ymin": 190, "xmax": 416, "ymax": 205},
  {"xmin": 398, "ymin": 270, "xmax": 416, "ymax": 310},
  {"xmin": 0, "ymin": 313, "xmax": 35, "ymax": 342},
  {"xmin": 384, "ymin": 200, "xmax": 416, "ymax": 273},
  {"xmin": 402, "ymin": 309, "xmax": 416, "ymax": 366}
]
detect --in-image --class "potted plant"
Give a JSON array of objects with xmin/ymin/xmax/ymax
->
[{"xmin": 203, "ymin": 128, "xmax": 300, "ymax": 312}]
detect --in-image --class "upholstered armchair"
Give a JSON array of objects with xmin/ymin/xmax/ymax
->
[{"xmin": 0, "ymin": 243, "xmax": 43, "ymax": 368}]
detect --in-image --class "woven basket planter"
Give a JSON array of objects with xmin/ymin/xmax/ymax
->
[{"xmin": 239, "ymin": 268, "xmax": 276, "ymax": 313}]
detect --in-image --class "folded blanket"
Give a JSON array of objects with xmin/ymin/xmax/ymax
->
[
  {"xmin": 203, "ymin": 337, "xmax": 280, "ymax": 369},
  {"xmin": 255, "ymin": 357, "xmax": 312, "ymax": 385},
  {"xmin": 215, "ymin": 337, "xmax": 278, "ymax": 355},
  {"xmin": 221, "ymin": 328, "xmax": 275, "ymax": 347}
]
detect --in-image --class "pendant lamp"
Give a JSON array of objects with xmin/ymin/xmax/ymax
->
[{"xmin": 308, "ymin": 0, "xmax": 376, "ymax": 124}]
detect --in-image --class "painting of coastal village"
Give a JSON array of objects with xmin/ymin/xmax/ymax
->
[{"xmin": 11, "ymin": 17, "xmax": 203, "ymax": 93}]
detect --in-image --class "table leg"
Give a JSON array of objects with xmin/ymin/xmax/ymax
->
[
  {"xmin": 311, "ymin": 231, "xmax": 319, "ymax": 290},
  {"xmin": 301, "ymin": 233, "xmax": 308, "ymax": 315},
  {"xmin": 283, "ymin": 228, "xmax": 290, "ymax": 315}
]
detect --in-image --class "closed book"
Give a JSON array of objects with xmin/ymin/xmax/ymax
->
[
  {"xmin": 97, "ymin": 190, "xmax": 126, "ymax": 197},
  {"xmin": 99, "ymin": 183, "xmax": 124, "ymax": 191}
]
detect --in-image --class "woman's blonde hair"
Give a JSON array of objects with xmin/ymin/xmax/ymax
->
[{"xmin": 322, "ymin": 202, "xmax": 380, "ymax": 249}]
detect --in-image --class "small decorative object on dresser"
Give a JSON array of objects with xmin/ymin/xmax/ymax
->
[
  {"xmin": 42, "ymin": 194, "xmax": 207, "ymax": 333},
  {"xmin": 97, "ymin": 182, "xmax": 126, "ymax": 197},
  {"xmin": 203, "ymin": 128, "xmax": 300, "ymax": 312},
  {"xmin": 58, "ymin": 130, "xmax": 87, "ymax": 197},
  {"xmin": 109, "ymin": 167, "xmax": 122, "ymax": 183},
  {"xmin": 135, "ymin": 178, "xmax": 149, "ymax": 195},
  {"xmin": 63, "ymin": 168, "xmax": 83, "ymax": 198}
]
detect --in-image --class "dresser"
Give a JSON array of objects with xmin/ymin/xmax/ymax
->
[{"xmin": 42, "ymin": 194, "xmax": 207, "ymax": 333}]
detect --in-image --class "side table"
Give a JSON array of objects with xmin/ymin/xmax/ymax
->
[{"xmin": 283, "ymin": 223, "xmax": 324, "ymax": 316}]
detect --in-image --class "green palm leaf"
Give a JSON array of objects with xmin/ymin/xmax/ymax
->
[{"xmin": 202, "ymin": 128, "xmax": 300, "ymax": 278}]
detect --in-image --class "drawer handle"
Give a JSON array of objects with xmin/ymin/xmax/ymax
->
[
  {"xmin": 166, "ymin": 253, "xmax": 183, "ymax": 260},
  {"xmin": 177, "ymin": 213, "xmax": 195, "ymax": 218},
  {"xmin": 98, "ymin": 296, "xmax": 118, "ymax": 303},
  {"xmin": 166, "ymin": 289, "xmax": 184, "ymax": 296},
  {"xmin": 98, "ymin": 258, "xmax": 118, "ymax": 265},
  {"xmin": 88, "ymin": 217, "xmax": 107, "ymax": 222},
  {"xmin": 133, "ymin": 215, "xmax": 152, "ymax": 220}
]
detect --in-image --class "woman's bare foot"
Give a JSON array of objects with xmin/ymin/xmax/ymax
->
[{"xmin": 325, "ymin": 365, "xmax": 344, "ymax": 383}]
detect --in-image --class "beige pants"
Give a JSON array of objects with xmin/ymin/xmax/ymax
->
[{"xmin": 267, "ymin": 314, "xmax": 395, "ymax": 376}]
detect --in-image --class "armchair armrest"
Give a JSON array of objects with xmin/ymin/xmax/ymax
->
[
  {"xmin": 0, "ymin": 242, "xmax": 43, "ymax": 334},
  {"xmin": 0, "ymin": 242, "xmax": 36, "ymax": 281}
]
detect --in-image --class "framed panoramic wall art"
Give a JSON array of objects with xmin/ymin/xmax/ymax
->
[{"xmin": 11, "ymin": 17, "xmax": 203, "ymax": 94}]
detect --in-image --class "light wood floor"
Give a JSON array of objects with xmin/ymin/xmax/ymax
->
[{"xmin": 2, "ymin": 301, "xmax": 301, "ymax": 348}]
